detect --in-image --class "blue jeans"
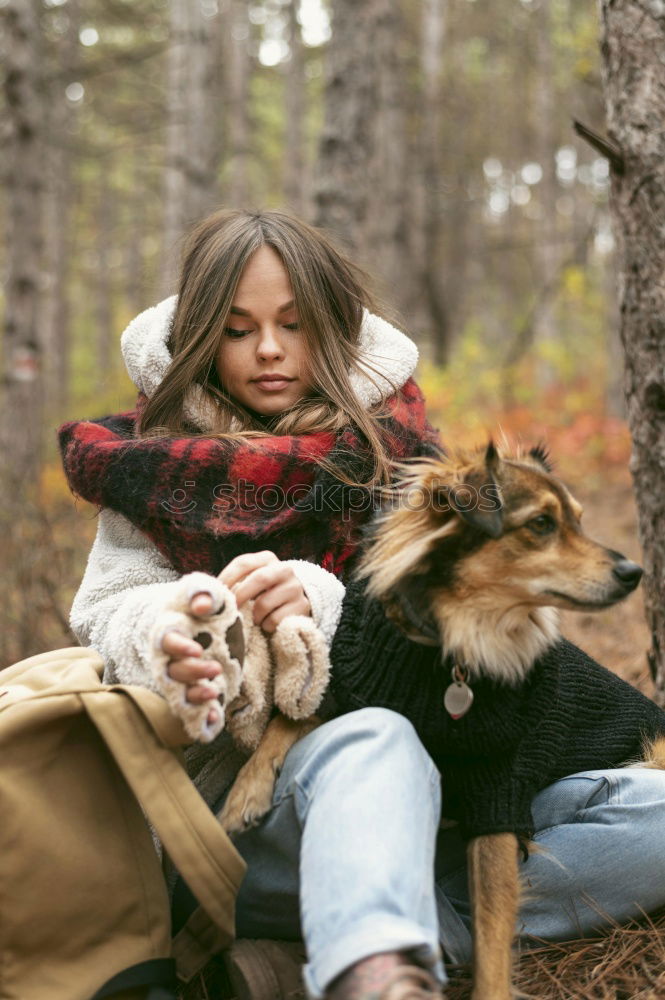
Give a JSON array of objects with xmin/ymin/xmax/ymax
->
[{"xmin": 204, "ymin": 709, "xmax": 665, "ymax": 998}]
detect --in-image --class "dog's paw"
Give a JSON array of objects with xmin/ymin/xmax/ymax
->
[
  {"xmin": 148, "ymin": 573, "xmax": 245, "ymax": 743},
  {"xmin": 218, "ymin": 756, "xmax": 279, "ymax": 834},
  {"xmin": 271, "ymin": 615, "xmax": 330, "ymax": 719}
]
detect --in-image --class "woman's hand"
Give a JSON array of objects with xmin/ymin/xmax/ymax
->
[
  {"xmin": 160, "ymin": 554, "xmax": 310, "ymax": 717},
  {"xmin": 220, "ymin": 550, "xmax": 311, "ymax": 632},
  {"xmin": 162, "ymin": 591, "xmax": 223, "ymax": 720}
]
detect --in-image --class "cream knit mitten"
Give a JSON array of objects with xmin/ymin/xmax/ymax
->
[
  {"xmin": 149, "ymin": 573, "xmax": 244, "ymax": 743},
  {"xmin": 225, "ymin": 609, "xmax": 331, "ymax": 750},
  {"xmin": 149, "ymin": 573, "xmax": 331, "ymax": 746},
  {"xmin": 270, "ymin": 615, "xmax": 330, "ymax": 720}
]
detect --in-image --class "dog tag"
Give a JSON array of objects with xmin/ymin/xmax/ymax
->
[{"xmin": 444, "ymin": 666, "xmax": 474, "ymax": 720}]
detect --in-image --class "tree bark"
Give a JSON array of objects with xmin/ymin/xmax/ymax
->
[
  {"xmin": 418, "ymin": 0, "xmax": 450, "ymax": 364},
  {"xmin": 312, "ymin": 0, "xmax": 381, "ymax": 254},
  {"xmin": 161, "ymin": 0, "xmax": 219, "ymax": 293},
  {"xmin": 598, "ymin": 0, "xmax": 665, "ymax": 695},
  {"xmin": 367, "ymin": 0, "xmax": 410, "ymax": 304},
  {"xmin": 125, "ymin": 149, "xmax": 149, "ymax": 316},
  {"xmin": 226, "ymin": 0, "xmax": 251, "ymax": 208},
  {"xmin": 313, "ymin": 0, "xmax": 413, "ymax": 302},
  {"xmin": 284, "ymin": 0, "xmax": 306, "ymax": 215},
  {"xmin": 95, "ymin": 158, "xmax": 115, "ymax": 384},
  {"xmin": 40, "ymin": 0, "xmax": 78, "ymax": 419},
  {"xmin": 533, "ymin": 0, "xmax": 559, "ymax": 385},
  {"xmin": 1, "ymin": 0, "xmax": 45, "ymax": 496},
  {"xmin": 0, "ymin": 0, "xmax": 47, "ymax": 665}
]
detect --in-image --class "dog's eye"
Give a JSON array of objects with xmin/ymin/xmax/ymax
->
[{"xmin": 526, "ymin": 514, "xmax": 556, "ymax": 535}]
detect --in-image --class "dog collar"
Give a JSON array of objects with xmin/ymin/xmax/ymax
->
[
  {"xmin": 393, "ymin": 591, "xmax": 440, "ymax": 646},
  {"xmin": 392, "ymin": 593, "xmax": 475, "ymax": 719}
]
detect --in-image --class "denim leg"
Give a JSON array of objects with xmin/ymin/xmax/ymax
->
[
  {"xmin": 433, "ymin": 825, "xmax": 474, "ymax": 966},
  {"xmin": 519, "ymin": 766, "xmax": 665, "ymax": 942},
  {"xmin": 434, "ymin": 767, "xmax": 665, "ymax": 963},
  {"xmin": 229, "ymin": 708, "xmax": 445, "ymax": 999}
]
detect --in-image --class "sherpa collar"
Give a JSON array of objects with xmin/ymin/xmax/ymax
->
[{"xmin": 120, "ymin": 296, "xmax": 420, "ymax": 431}]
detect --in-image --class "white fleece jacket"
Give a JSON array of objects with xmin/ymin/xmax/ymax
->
[{"xmin": 70, "ymin": 298, "xmax": 420, "ymax": 703}]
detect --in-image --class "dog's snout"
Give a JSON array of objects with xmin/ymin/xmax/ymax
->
[{"xmin": 612, "ymin": 559, "xmax": 643, "ymax": 590}]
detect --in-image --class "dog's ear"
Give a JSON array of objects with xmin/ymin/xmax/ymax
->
[
  {"xmin": 448, "ymin": 441, "xmax": 504, "ymax": 538},
  {"xmin": 528, "ymin": 442, "xmax": 553, "ymax": 473}
]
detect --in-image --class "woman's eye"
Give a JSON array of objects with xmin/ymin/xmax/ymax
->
[
  {"xmin": 282, "ymin": 322, "xmax": 300, "ymax": 331},
  {"xmin": 526, "ymin": 514, "xmax": 556, "ymax": 535},
  {"xmin": 224, "ymin": 327, "xmax": 252, "ymax": 338}
]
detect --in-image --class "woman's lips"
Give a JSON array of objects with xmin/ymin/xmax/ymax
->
[{"xmin": 252, "ymin": 377, "xmax": 294, "ymax": 392}]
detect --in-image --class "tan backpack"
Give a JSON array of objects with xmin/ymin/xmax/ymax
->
[{"xmin": 0, "ymin": 646, "xmax": 246, "ymax": 1000}]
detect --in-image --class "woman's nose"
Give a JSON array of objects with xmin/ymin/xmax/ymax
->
[{"xmin": 256, "ymin": 326, "xmax": 284, "ymax": 360}]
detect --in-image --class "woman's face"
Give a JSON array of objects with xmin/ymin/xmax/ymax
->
[{"xmin": 215, "ymin": 245, "xmax": 312, "ymax": 416}]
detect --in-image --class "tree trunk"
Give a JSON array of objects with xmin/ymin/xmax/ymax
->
[
  {"xmin": 598, "ymin": 1, "xmax": 665, "ymax": 695},
  {"xmin": 161, "ymin": 0, "xmax": 219, "ymax": 293},
  {"xmin": 367, "ymin": 0, "xmax": 411, "ymax": 306},
  {"xmin": 284, "ymin": 0, "xmax": 306, "ymax": 215},
  {"xmin": 314, "ymin": 0, "xmax": 412, "ymax": 296},
  {"xmin": 41, "ymin": 161, "xmax": 74, "ymax": 419},
  {"xmin": 0, "ymin": 0, "xmax": 47, "ymax": 665},
  {"xmin": 96, "ymin": 158, "xmax": 115, "ymax": 384},
  {"xmin": 312, "ymin": 0, "xmax": 381, "ymax": 255},
  {"xmin": 125, "ymin": 150, "xmax": 149, "ymax": 316},
  {"xmin": 40, "ymin": 0, "xmax": 77, "ymax": 419},
  {"xmin": 226, "ymin": 0, "xmax": 251, "ymax": 208},
  {"xmin": 418, "ymin": 0, "xmax": 450, "ymax": 365},
  {"xmin": 1, "ymin": 0, "xmax": 45, "ymax": 495},
  {"xmin": 533, "ymin": 0, "xmax": 559, "ymax": 385}
]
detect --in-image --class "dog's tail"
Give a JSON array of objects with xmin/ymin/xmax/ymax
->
[{"xmin": 637, "ymin": 735, "xmax": 665, "ymax": 770}]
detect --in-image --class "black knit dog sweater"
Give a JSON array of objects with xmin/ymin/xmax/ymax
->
[{"xmin": 329, "ymin": 581, "xmax": 665, "ymax": 840}]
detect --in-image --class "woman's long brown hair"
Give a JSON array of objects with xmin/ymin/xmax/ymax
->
[{"xmin": 138, "ymin": 209, "xmax": 401, "ymax": 487}]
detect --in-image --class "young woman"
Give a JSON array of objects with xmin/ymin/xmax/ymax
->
[
  {"xmin": 60, "ymin": 209, "xmax": 665, "ymax": 1000},
  {"xmin": 60, "ymin": 209, "xmax": 447, "ymax": 1000}
]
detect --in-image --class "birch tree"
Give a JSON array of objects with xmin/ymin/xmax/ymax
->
[{"xmin": 598, "ymin": 0, "xmax": 665, "ymax": 697}]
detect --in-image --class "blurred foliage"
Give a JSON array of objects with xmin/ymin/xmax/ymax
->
[
  {"xmin": 418, "ymin": 250, "xmax": 628, "ymax": 488},
  {"xmin": 421, "ymin": 356, "xmax": 630, "ymax": 485}
]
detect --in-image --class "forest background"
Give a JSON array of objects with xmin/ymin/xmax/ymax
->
[{"xmin": 0, "ymin": 0, "xmax": 650, "ymax": 693}]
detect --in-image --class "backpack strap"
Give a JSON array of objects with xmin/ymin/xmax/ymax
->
[
  {"xmin": 91, "ymin": 958, "xmax": 178, "ymax": 999},
  {"xmin": 80, "ymin": 689, "xmax": 246, "ymax": 979}
]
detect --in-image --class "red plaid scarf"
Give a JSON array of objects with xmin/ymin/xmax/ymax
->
[{"xmin": 58, "ymin": 379, "xmax": 440, "ymax": 581}]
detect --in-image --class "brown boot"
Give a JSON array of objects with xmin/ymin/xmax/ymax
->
[{"xmin": 222, "ymin": 938, "xmax": 307, "ymax": 999}]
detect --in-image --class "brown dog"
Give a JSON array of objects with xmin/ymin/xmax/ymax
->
[{"xmin": 220, "ymin": 441, "xmax": 660, "ymax": 1000}]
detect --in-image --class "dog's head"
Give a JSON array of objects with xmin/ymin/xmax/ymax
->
[{"xmin": 357, "ymin": 442, "xmax": 642, "ymax": 680}]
